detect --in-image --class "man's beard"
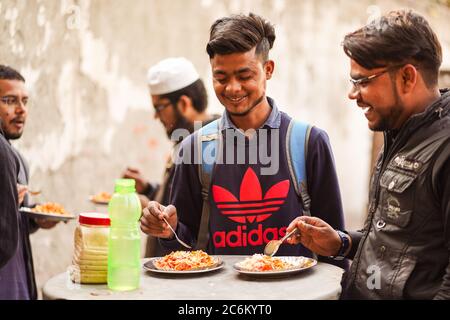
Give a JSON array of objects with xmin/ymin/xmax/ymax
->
[
  {"xmin": 371, "ymin": 84, "xmax": 403, "ymax": 132},
  {"xmin": 166, "ymin": 108, "xmax": 194, "ymax": 139},
  {"xmin": 0, "ymin": 121, "xmax": 22, "ymax": 140},
  {"xmin": 5, "ymin": 132, "xmax": 22, "ymax": 140}
]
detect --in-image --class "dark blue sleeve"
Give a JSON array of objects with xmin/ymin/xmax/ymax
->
[
  {"xmin": 143, "ymin": 182, "xmax": 159, "ymax": 200},
  {"xmin": 306, "ymin": 127, "xmax": 348, "ymax": 268},
  {"xmin": 159, "ymin": 134, "xmax": 203, "ymax": 250}
]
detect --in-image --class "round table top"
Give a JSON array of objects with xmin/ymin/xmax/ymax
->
[{"xmin": 43, "ymin": 256, "xmax": 344, "ymax": 300}]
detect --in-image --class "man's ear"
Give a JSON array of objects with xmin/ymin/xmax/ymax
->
[
  {"xmin": 264, "ymin": 60, "xmax": 275, "ymax": 80},
  {"xmin": 176, "ymin": 95, "xmax": 193, "ymax": 116},
  {"xmin": 400, "ymin": 64, "xmax": 418, "ymax": 93}
]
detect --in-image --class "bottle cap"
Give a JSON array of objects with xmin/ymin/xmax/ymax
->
[
  {"xmin": 79, "ymin": 212, "xmax": 110, "ymax": 226},
  {"xmin": 114, "ymin": 179, "xmax": 136, "ymax": 193}
]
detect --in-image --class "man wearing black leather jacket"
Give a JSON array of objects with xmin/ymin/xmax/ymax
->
[{"xmin": 286, "ymin": 10, "xmax": 450, "ymax": 299}]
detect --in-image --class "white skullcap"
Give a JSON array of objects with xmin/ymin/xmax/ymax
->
[{"xmin": 147, "ymin": 57, "xmax": 200, "ymax": 95}]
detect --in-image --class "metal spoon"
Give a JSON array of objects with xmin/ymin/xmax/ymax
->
[
  {"xmin": 160, "ymin": 216, "xmax": 192, "ymax": 250},
  {"xmin": 146, "ymin": 205, "xmax": 192, "ymax": 250},
  {"xmin": 264, "ymin": 228, "xmax": 300, "ymax": 257}
]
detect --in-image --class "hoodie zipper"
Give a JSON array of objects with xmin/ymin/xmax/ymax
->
[{"xmin": 349, "ymin": 133, "xmax": 389, "ymax": 287}]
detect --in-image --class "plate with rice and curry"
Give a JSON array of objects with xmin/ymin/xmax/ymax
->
[
  {"xmin": 233, "ymin": 254, "xmax": 317, "ymax": 277},
  {"xmin": 20, "ymin": 202, "xmax": 75, "ymax": 221},
  {"xmin": 144, "ymin": 250, "xmax": 224, "ymax": 274}
]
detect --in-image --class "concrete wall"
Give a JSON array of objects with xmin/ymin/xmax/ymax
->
[{"xmin": 1, "ymin": 0, "xmax": 449, "ymax": 298}]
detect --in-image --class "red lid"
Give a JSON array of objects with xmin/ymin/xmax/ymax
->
[{"xmin": 79, "ymin": 212, "xmax": 110, "ymax": 226}]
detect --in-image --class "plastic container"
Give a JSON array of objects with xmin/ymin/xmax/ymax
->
[
  {"xmin": 77, "ymin": 213, "xmax": 111, "ymax": 249},
  {"xmin": 107, "ymin": 179, "xmax": 142, "ymax": 291},
  {"xmin": 71, "ymin": 212, "xmax": 110, "ymax": 284}
]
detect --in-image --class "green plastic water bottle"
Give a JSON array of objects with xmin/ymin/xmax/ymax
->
[{"xmin": 107, "ymin": 179, "xmax": 142, "ymax": 291}]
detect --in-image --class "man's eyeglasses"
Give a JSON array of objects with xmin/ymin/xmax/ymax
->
[
  {"xmin": 349, "ymin": 64, "xmax": 405, "ymax": 92},
  {"xmin": 0, "ymin": 95, "xmax": 28, "ymax": 108},
  {"xmin": 154, "ymin": 101, "xmax": 172, "ymax": 113}
]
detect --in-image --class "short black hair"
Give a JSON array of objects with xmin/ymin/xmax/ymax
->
[
  {"xmin": 343, "ymin": 10, "xmax": 442, "ymax": 87},
  {"xmin": 160, "ymin": 79, "xmax": 208, "ymax": 113},
  {"xmin": 0, "ymin": 65, "xmax": 25, "ymax": 82},
  {"xmin": 206, "ymin": 12, "xmax": 276, "ymax": 61}
]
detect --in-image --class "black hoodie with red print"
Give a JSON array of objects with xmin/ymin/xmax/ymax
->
[{"xmin": 161, "ymin": 98, "xmax": 347, "ymax": 268}]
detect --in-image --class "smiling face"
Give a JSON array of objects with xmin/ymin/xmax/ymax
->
[
  {"xmin": 0, "ymin": 79, "xmax": 28, "ymax": 140},
  {"xmin": 211, "ymin": 47, "xmax": 273, "ymax": 118},
  {"xmin": 348, "ymin": 59, "xmax": 408, "ymax": 131}
]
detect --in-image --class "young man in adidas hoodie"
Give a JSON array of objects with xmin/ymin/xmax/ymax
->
[{"xmin": 140, "ymin": 13, "xmax": 347, "ymax": 268}]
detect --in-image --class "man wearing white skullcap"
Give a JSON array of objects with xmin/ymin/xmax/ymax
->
[
  {"xmin": 122, "ymin": 57, "xmax": 218, "ymax": 257},
  {"xmin": 145, "ymin": 57, "xmax": 210, "ymax": 137}
]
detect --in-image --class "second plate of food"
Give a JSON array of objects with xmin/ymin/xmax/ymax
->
[
  {"xmin": 89, "ymin": 192, "xmax": 112, "ymax": 205},
  {"xmin": 233, "ymin": 254, "xmax": 317, "ymax": 277}
]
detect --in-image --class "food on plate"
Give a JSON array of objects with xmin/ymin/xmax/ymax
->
[
  {"xmin": 33, "ymin": 202, "xmax": 70, "ymax": 216},
  {"xmin": 91, "ymin": 192, "xmax": 112, "ymax": 203},
  {"xmin": 236, "ymin": 254, "xmax": 314, "ymax": 272},
  {"xmin": 154, "ymin": 250, "xmax": 218, "ymax": 271}
]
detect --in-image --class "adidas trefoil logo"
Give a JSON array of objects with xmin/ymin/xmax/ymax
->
[{"xmin": 212, "ymin": 167, "xmax": 289, "ymax": 224}]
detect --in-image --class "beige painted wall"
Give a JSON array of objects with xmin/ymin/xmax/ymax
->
[{"xmin": 1, "ymin": 0, "xmax": 449, "ymax": 298}]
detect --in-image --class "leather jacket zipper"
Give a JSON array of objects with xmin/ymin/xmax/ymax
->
[{"xmin": 349, "ymin": 132, "xmax": 394, "ymax": 286}]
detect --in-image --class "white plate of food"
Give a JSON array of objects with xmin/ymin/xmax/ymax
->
[
  {"xmin": 143, "ymin": 250, "xmax": 224, "ymax": 274},
  {"xmin": 233, "ymin": 254, "xmax": 317, "ymax": 277},
  {"xmin": 89, "ymin": 192, "xmax": 112, "ymax": 205},
  {"xmin": 20, "ymin": 202, "xmax": 75, "ymax": 221}
]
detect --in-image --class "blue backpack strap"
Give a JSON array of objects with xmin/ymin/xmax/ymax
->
[
  {"xmin": 287, "ymin": 119, "xmax": 317, "ymax": 260},
  {"xmin": 198, "ymin": 119, "xmax": 220, "ymax": 179},
  {"xmin": 286, "ymin": 119, "xmax": 313, "ymax": 216},
  {"xmin": 195, "ymin": 119, "xmax": 220, "ymax": 250}
]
